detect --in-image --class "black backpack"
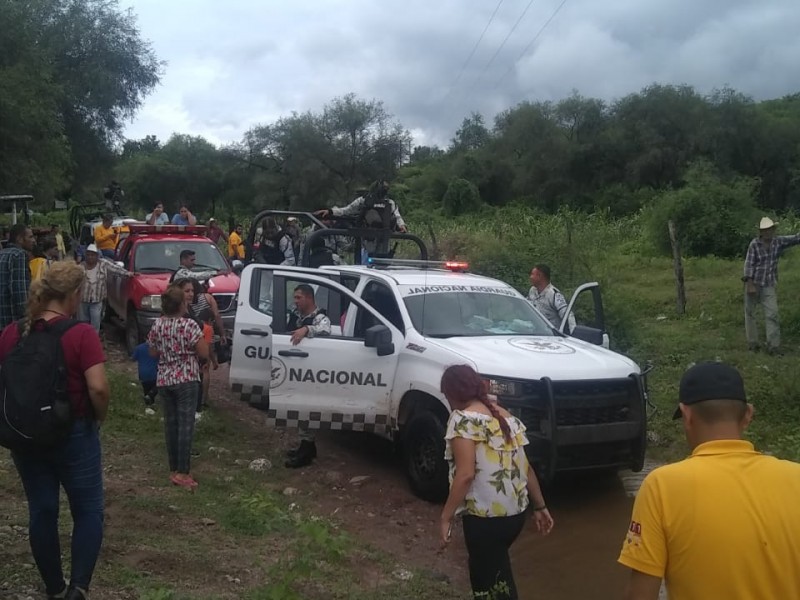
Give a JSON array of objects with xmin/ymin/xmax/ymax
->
[{"xmin": 0, "ymin": 318, "xmax": 79, "ymax": 451}]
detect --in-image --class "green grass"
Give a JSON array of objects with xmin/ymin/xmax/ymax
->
[{"xmin": 0, "ymin": 370, "xmax": 466, "ymax": 599}]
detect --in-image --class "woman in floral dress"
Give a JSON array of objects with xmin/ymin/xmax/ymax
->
[
  {"xmin": 439, "ymin": 364, "xmax": 554, "ymax": 599},
  {"xmin": 147, "ymin": 285, "xmax": 209, "ymax": 489}
]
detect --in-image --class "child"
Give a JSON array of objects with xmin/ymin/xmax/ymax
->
[{"xmin": 132, "ymin": 341, "xmax": 159, "ymax": 413}]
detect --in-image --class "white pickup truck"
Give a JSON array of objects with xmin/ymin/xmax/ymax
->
[{"xmin": 229, "ymin": 259, "xmax": 648, "ymax": 501}]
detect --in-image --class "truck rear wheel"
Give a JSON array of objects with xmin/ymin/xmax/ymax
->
[{"xmin": 403, "ymin": 410, "xmax": 448, "ymax": 503}]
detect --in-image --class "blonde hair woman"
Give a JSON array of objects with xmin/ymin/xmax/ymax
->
[{"xmin": 0, "ymin": 261, "xmax": 109, "ymax": 600}]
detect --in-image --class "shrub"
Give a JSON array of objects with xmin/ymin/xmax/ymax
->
[
  {"xmin": 442, "ymin": 177, "xmax": 482, "ymax": 216},
  {"xmin": 643, "ymin": 160, "xmax": 760, "ymax": 258}
]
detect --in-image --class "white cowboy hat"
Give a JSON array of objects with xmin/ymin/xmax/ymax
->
[{"xmin": 759, "ymin": 217, "xmax": 778, "ymax": 230}]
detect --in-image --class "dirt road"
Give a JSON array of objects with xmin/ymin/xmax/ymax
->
[{"xmin": 106, "ymin": 339, "xmax": 654, "ymax": 599}]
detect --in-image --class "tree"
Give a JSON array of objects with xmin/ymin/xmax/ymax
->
[
  {"xmin": 451, "ymin": 113, "xmax": 490, "ymax": 152},
  {"xmin": 0, "ymin": 0, "xmax": 161, "ymax": 202},
  {"xmin": 442, "ymin": 178, "xmax": 482, "ymax": 216}
]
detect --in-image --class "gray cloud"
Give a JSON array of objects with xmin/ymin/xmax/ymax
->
[{"xmin": 124, "ymin": 0, "xmax": 800, "ymax": 148}]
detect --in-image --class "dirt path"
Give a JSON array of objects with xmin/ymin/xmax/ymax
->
[
  {"xmin": 0, "ymin": 339, "xmax": 659, "ymax": 599},
  {"xmin": 156, "ymin": 348, "xmax": 646, "ymax": 600}
]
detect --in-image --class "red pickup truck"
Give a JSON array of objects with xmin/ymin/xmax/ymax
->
[{"xmin": 106, "ymin": 224, "xmax": 240, "ymax": 352}]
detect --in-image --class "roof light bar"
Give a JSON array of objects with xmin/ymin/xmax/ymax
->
[
  {"xmin": 127, "ymin": 224, "xmax": 208, "ymax": 235},
  {"xmin": 366, "ymin": 258, "xmax": 469, "ymax": 272}
]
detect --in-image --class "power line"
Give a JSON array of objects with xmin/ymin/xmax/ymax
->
[
  {"xmin": 495, "ymin": 0, "xmax": 570, "ymax": 88},
  {"xmin": 449, "ymin": 0, "xmax": 505, "ymax": 90},
  {"xmin": 467, "ymin": 0, "xmax": 538, "ymax": 95}
]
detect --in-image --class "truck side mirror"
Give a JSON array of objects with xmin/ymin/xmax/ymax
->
[{"xmin": 364, "ymin": 323, "xmax": 394, "ymax": 356}]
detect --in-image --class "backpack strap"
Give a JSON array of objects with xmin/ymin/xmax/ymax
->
[{"xmin": 41, "ymin": 318, "xmax": 81, "ymax": 338}]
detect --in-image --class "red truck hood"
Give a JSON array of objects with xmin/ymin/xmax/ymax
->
[{"xmin": 132, "ymin": 271, "xmax": 241, "ymax": 295}]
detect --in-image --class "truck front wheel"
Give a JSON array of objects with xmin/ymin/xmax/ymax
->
[
  {"xmin": 126, "ymin": 308, "xmax": 142, "ymax": 354},
  {"xmin": 403, "ymin": 410, "xmax": 449, "ymax": 503}
]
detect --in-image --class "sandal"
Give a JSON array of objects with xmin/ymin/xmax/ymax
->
[{"xmin": 170, "ymin": 473, "xmax": 199, "ymax": 490}]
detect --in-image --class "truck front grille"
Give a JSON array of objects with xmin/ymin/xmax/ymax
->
[{"xmin": 502, "ymin": 377, "xmax": 638, "ymax": 432}]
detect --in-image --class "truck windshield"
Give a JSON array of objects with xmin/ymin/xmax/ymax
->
[
  {"xmin": 402, "ymin": 291, "xmax": 556, "ymax": 337},
  {"xmin": 133, "ymin": 240, "xmax": 229, "ymax": 273}
]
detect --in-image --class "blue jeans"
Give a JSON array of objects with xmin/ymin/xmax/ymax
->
[
  {"xmin": 79, "ymin": 301, "xmax": 103, "ymax": 332},
  {"xmin": 12, "ymin": 420, "xmax": 104, "ymax": 594},
  {"xmin": 101, "ymin": 249, "xmax": 115, "ymax": 259}
]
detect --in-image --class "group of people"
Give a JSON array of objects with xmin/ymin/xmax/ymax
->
[
  {"xmin": 0, "ymin": 256, "xmax": 226, "ymax": 597},
  {"xmin": 0, "ymin": 224, "xmax": 128, "ymax": 333},
  {"xmin": 440, "ymin": 361, "xmax": 800, "ymax": 600}
]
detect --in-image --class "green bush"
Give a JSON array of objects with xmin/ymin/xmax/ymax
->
[
  {"xmin": 643, "ymin": 160, "xmax": 760, "ymax": 258},
  {"xmin": 442, "ymin": 177, "xmax": 482, "ymax": 216}
]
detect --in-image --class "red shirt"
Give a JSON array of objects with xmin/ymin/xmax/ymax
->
[{"xmin": 0, "ymin": 317, "xmax": 106, "ymax": 418}]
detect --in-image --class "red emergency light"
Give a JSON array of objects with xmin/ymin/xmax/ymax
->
[{"xmin": 444, "ymin": 261, "xmax": 469, "ymax": 272}]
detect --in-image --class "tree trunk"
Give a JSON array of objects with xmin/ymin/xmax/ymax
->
[{"xmin": 668, "ymin": 220, "xmax": 686, "ymax": 315}]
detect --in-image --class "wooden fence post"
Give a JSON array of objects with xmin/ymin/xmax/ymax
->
[{"xmin": 668, "ymin": 220, "xmax": 686, "ymax": 315}]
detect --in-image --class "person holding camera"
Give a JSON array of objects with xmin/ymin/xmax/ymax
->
[{"xmin": 93, "ymin": 214, "xmax": 118, "ymax": 260}]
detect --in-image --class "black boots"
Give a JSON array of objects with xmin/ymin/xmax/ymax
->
[{"xmin": 285, "ymin": 440, "xmax": 317, "ymax": 468}]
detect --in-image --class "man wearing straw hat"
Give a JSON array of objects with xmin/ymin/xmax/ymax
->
[{"xmin": 742, "ymin": 216, "xmax": 800, "ymax": 355}]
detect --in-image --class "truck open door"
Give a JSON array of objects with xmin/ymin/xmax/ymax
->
[{"xmin": 561, "ymin": 282, "xmax": 609, "ymax": 349}]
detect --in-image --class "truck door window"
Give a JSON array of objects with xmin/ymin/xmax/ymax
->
[
  {"xmin": 280, "ymin": 277, "xmax": 366, "ymax": 340},
  {"xmin": 251, "ymin": 270, "xmax": 274, "ymax": 316},
  {"xmin": 360, "ymin": 281, "xmax": 404, "ymax": 333}
]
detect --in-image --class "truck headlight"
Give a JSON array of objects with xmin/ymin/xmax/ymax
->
[
  {"xmin": 141, "ymin": 295, "xmax": 162, "ymax": 311},
  {"xmin": 485, "ymin": 378, "xmax": 520, "ymax": 397}
]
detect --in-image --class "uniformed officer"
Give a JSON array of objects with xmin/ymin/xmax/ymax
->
[
  {"xmin": 527, "ymin": 264, "xmax": 576, "ymax": 332},
  {"xmin": 314, "ymin": 179, "xmax": 407, "ymax": 263},
  {"xmin": 256, "ymin": 217, "xmax": 296, "ymax": 266},
  {"xmin": 285, "ymin": 284, "xmax": 331, "ymax": 468}
]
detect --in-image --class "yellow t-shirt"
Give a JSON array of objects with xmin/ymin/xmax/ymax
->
[
  {"xmin": 94, "ymin": 224, "xmax": 117, "ymax": 251},
  {"xmin": 618, "ymin": 439, "xmax": 800, "ymax": 600},
  {"xmin": 29, "ymin": 257, "xmax": 48, "ymax": 281},
  {"xmin": 228, "ymin": 231, "xmax": 244, "ymax": 259}
]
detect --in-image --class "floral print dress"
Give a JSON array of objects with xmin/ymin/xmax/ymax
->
[
  {"xmin": 147, "ymin": 316, "xmax": 202, "ymax": 387},
  {"xmin": 445, "ymin": 409, "xmax": 531, "ymax": 518}
]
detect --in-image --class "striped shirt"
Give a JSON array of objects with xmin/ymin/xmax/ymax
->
[
  {"xmin": 82, "ymin": 259, "xmax": 131, "ymax": 303},
  {"xmin": 147, "ymin": 316, "xmax": 202, "ymax": 387},
  {"xmin": 743, "ymin": 234, "xmax": 800, "ymax": 287}
]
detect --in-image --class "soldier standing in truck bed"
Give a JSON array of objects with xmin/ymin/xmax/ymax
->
[{"xmin": 315, "ymin": 179, "xmax": 407, "ymax": 262}]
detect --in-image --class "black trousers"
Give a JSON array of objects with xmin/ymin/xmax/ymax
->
[{"xmin": 462, "ymin": 512, "xmax": 526, "ymax": 599}]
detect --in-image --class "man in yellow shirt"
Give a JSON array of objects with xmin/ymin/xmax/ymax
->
[
  {"xmin": 93, "ymin": 213, "xmax": 118, "ymax": 259},
  {"xmin": 228, "ymin": 224, "xmax": 244, "ymax": 261},
  {"xmin": 619, "ymin": 362, "xmax": 800, "ymax": 600}
]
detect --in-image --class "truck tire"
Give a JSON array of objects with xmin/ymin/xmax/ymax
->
[
  {"xmin": 126, "ymin": 308, "xmax": 142, "ymax": 354},
  {"xmin": 403, "ymin": 410, "xmax": 449, "ymax": 503}
]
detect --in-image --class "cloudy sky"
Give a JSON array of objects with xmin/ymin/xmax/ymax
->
[{"xmin": 123, "ymin": 0, "xmax": 800, "ymax": 148}]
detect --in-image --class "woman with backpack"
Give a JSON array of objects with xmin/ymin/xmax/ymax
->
[
  {"xmin": 146, "ymin": 284, "xmax": 209, "ymax": 490},
  {"xmin": 0, "ymin": 261, "xmax": 109, "ymax": 600}
]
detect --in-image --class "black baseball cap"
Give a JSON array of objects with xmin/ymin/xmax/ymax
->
[{"xmin": 673, "ymin": 362, "xmax": 747, "ymax": 419}]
